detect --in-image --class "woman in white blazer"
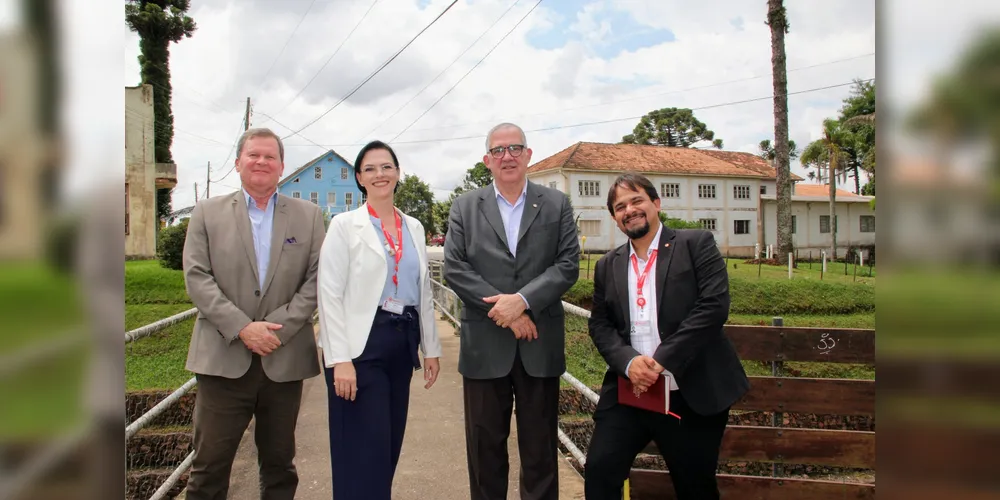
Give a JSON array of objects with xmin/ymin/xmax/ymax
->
[{"xmin": 317, "ymin": 140, "xmax": 442, "ymax": 499}]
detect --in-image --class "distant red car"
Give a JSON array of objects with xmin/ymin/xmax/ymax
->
[{"xmin": 429, "ymin": 234, "xmax": 445, "ymax": 246}]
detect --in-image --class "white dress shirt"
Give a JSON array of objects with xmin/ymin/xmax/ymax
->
[
  {"xmin": 625, "ymin": 222, "xmax": 679, "ymax": 390},
  {"xmin": 494, "ymin": 181, "xmax": 531, "ymax": 309}
]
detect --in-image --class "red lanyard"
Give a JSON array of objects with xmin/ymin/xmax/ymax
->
[
  {"xmin": 367, "ymin": 204, "xmax": 403, "ymax": 290},
  {"xmin": 630, "ymin": 250, "xmax": 657, "ymax": 309}
]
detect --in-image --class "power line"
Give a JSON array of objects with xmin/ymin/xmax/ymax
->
[
  {"xmin": 209, "ymin": 113, "xmax": 253, "ymax": 185},
  {"xmin": 281, "ymin": 0, "xmax": 460, "ymax": 140},
  {"xmin": 389, "ymin": 0, "xmax": 543, "ymax": 143},
  {"xmin": 284, "ymin": 78, "xmax": 873, "ymax": 149},
  {"xmin": 401, "ymin": 52, "xmax": 876, "ymax": 136},
  {"xmin": 260, "ymin": 0, "xmax": 380, "ymax": 124},
  {"xmin": 252, "ymin": 0, "xmax": 318, "ymax": 99},
  {"xmin": 355, "ymin": 0, "xmax": 522, "ymax": 142}
]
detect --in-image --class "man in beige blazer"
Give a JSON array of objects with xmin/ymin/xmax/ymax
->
[{"xmin": 182, "ymin": 127, "xmax": 325, "ymax": 500}]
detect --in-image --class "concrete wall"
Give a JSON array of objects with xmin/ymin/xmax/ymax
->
[
  {"xmin": 125, "ymin": 84, "xmax": 157, "ymax": 258},
  {"xmin": 0, "ymin": 33, "xmax": 45, "ymax": 259}
]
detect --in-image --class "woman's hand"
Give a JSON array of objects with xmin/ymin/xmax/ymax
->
[
  {"xmin": 333, "ymin": 361, "xmax": 357, "ymax": 401},
  {"xmin": 423, "ymin": 357, "xmax": 440, "ymax": 389}
]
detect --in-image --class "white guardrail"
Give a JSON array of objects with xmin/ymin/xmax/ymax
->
[
  {"xmin": 429, "ymin": 278, "xmax": 598, "ymax": 467},
  {"xmin": 125, "ymin": 310, "xmax": 200, "ymax": 498}
]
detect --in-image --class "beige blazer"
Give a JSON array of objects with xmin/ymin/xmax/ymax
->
[
  {"xmin": 317, "ymin": 203, "xmax": 442, "ymax": 367},
  {"xmin": 182, "ymin": 191, "xmax": 325, "ymax": 382}
]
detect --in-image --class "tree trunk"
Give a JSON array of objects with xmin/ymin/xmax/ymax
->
[
  {"xmin": 139, "ymin": 35, "xmax": 174, "ymax": 225},
  {"xmin": 829, "ymin": 152, "xmax": 838, "ymax": 260},
  {"xmin": 768, "ymin": 0, "xmax": 792, "ymax": 264},
  {"xmin": 852, "ymin": 162, "xmax": 861, "ymax": 194}
]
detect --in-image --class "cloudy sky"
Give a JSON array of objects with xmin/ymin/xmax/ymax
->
[{"xmin": 122, "ymin": 0, "xmax": 885, "ymax": 210}]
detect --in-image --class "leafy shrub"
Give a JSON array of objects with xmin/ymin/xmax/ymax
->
[{"xmin": 157, "ymin": 219, "xmax": 189, "ymax": 270}]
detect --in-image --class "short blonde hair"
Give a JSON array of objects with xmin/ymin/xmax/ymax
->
[{"xmin": 236, "ymin": 127, "xmax": 285, "ymax": 162}]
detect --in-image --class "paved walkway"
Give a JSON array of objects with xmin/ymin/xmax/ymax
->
[{"xmin": 215, "ymin": 313, "xmax": 585, "ymax": 499}]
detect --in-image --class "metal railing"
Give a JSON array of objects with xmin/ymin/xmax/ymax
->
[
  {"xmin": 428, "ymin": 278, "xmax": 597, "ymax": 467},
  {"xmin": 126, "ymin": 311, "xmax": 200, "ymax": 498}
]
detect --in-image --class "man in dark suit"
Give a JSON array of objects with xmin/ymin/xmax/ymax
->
[
  {"xmin": 444, "ymin": 123, "xmax": 580, "ymax": 500},
  {"xmin": 585, "ymin": 173, "xmax": 750, "ymax": 500}
]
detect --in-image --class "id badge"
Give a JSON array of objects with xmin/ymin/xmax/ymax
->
[
  {"xmin": 632, "ymin": 320, "xmax": 652, "ymax": 337},
  {"xmin": 381, "ymin": 297, "xmax": 405, "ymax": 314}
]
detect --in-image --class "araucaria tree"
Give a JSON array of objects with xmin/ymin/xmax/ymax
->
[
  {"xmin": 621, "ymin": 107, "xmax": 724, "ymax": 149},
  {"xmin": 125, "ymin": 0, "xmax": 197, "ymax": 225}
]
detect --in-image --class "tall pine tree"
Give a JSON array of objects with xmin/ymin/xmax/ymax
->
[{"xmin": 125, "ymin": 0, "xmax": 196, "ymax": 226}]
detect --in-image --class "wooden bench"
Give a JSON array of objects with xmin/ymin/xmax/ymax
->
[{"xmin": 628, "ymin": 325, "xmax": 876, "ymax": 500}]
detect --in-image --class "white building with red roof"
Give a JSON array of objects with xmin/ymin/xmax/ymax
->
[{"xmin": 526, "ymin": 141, "xmax": 874, "ymax": 258}]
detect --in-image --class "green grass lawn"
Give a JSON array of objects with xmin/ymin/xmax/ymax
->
[
  {"xmin": 126, "ymin": 260, "xmax": 195, "ymax": 391},
  {"xmin": 0, "ymin": 261, "xmax": 85, "ymax": 439}
]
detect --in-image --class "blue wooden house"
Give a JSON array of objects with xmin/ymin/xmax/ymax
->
[{"xmin": 277, "ymin": 150, "xmax": 365, "ymax": 217}]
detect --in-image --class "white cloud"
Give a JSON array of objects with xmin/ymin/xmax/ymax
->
[{"xmin": 123, "ymin": 0, "xmax": 887, "ymax": 211}]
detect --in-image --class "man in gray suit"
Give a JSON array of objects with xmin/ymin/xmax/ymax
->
[
  {"xmin": 444, "ymin": 123, "xmax": 580, "ymax": 500},
  {"xmin": 182, "ymin": 128, "xmax": 325, "ymax": 500}
]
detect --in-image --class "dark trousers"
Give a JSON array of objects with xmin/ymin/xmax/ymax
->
[
  {"xmin": 186, "ymin": 355, "xmax": 304, "ymax": 500},
  {"xmin": 585, "ymin": 390, "xmax": 729, "ymax": 500},
  {"xmin": 463, "ymin": 351, "xmax": 560, "ymax": 500},
  {"xmin": 325, "ymin": 307, "xmax": 421, "ymax": 500}
]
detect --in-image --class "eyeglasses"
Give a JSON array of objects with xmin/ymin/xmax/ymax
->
[{"xmin": 488, "ymin": 144, "xmax": 525, "ymax": 159}]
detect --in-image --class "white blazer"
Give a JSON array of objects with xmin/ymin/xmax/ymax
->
[{"xmin": 317, "ymin": 203, "xmax": 442, "ymax": 367}]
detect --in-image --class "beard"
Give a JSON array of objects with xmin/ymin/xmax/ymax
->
[{"xmin": 623, "ymin": 214, "xmax": 651, "ymax": 239}]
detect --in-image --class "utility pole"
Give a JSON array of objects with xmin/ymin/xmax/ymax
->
[
  {"xmin": 205, "ymin": 161, "xmax": 211, "ymax": 199},
  {"xmin": 244, "ymin": 97, "xmax": 251, "ymax": 130},
  {"xmin": 194, "ymin": 182, "xmax": 199, "ymax": 203}
]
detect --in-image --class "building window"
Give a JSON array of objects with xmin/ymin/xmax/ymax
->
[
  {"xmin": 734, "ymin": 185, "xmax": 751, "ymax": 200},
  {"xmin": 292, "ymin": 191, "xmax": 301, "ymax": 199},
  {"xmin": 579, "ymin": 220, "xmax": 601, "ymax": 236},
  {"xmin": 660, "ymin": 183, "xmax": 680, "ymax": 198},
  {"xmin": 125, "ymin": 182, "xmax": 130, "ymax": 235},
  {"xmin": 549, "ymin": 181, "xmax": 557, "ymax": 189},
  {"xmin": 314, "ymin": 166, "xmax": 322, "ymax": 180},
  {"xmin": 578, "ymin": 180, "xmax": 600, "ymax": 197},
  {"xmin": 699, "ymin": 218, "xmax": 717, "ymax": 231},
  {"xmin": 310, "ymin": 192, "xmax": 319, "ymax": 204},
  {"xmin": 820, "ymin": 215, "xmax": 838, "ymax": 233},
  {"xmin": 791, "ymin": 215, "xmax": 797, "ymax": 234},
  {"xmin": 345, "ymin": 193, "xmax": 353, "ymax": 207},
  {"xmin": 341, "ymin": 167, "xmax": 349, "ymax": 180},
  {"xmin": 698, "ymin": 184, "xmax": 716, "ymax": 199},
  {"xmin": 327, "ymin": 192, "xmax": 336, "ymax": 206},
  {"xmin": 361, "ymin": 192, "xmax": 367, "ymax": 204},
  {"xmin": 734, "ymin": 220, "xmax": 750, "ymax": 234},
  {"xmin": 860, "ymin": 215, "xmax": 875, "ymax": 232},
  {"xmin": 293, "ymin": 178, "xmax": 300, "ymax": 183},
  {"xmin": 760, "ymin": 185, "xmax": 767, "ymax": 195}
]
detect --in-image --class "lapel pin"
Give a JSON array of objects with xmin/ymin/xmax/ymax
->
[
  {"xmin": 664, "ymin": 243, "xmax": 670, "ymax": 248},
  {"xmin": 532, "ymin": 203, "xmax": 538, "ymax": 208}
]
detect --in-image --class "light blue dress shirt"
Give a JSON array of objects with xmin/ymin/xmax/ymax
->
[
  {"xmin": 494, "ymin": 182, "xmax": 531, "ymax": 309},
  {"xmin": 244, "ymin": 189, "xmax": 278, "ymax": 291},
  {"xmin": 370, "ymin": 212, "xmax": 420, "ymax": 307}
]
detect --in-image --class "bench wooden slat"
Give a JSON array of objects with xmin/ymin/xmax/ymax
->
[
  {"xmin": 628, "ymin": 470, "xmax": 875, "ymax": 500},
  {"xmin": 737, "ymin": 377, "xmax": 875, "ymax": 416},
  {"xmin": 725, "ymin": 325, "xmax": 875, "ymax": 364},
  {"xmin": 641, "ymin": 426, "xmax": 875, "ymax": 468}
]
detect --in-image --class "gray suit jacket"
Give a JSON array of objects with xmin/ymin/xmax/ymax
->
[
  {"xmin": 182, "ymin": 191, "xmax": 325, "ymax": 382},
  {"xmin": 443, "ymin": 181, "xmax": 580, "ymax": 379}
]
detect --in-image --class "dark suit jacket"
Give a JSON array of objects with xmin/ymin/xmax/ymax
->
[
  {"xmin": 588, "ymin": 226, "xmax": 749, "ymax": 416},
  {"xmin": 443, "ymin": 181, "xmax": 580, "ymax": 379}
]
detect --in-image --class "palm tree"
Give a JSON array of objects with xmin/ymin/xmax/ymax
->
[
  {"xmin": 767, "ymin": 0, "xmax": 793, "ymax": 264},
  {"xmin": 801, "ymin": 118, "xmax": 851, "ymax": 260}
]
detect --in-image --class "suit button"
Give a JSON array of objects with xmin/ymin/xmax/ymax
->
[{"xmin": 255, "ymin": 290, "xmax": 261, "ymax": 297}]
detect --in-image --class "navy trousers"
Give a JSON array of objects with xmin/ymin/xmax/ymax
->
[{"xmin": 324, "ymin": 307, "xmax": 421, "ymax": 500}]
